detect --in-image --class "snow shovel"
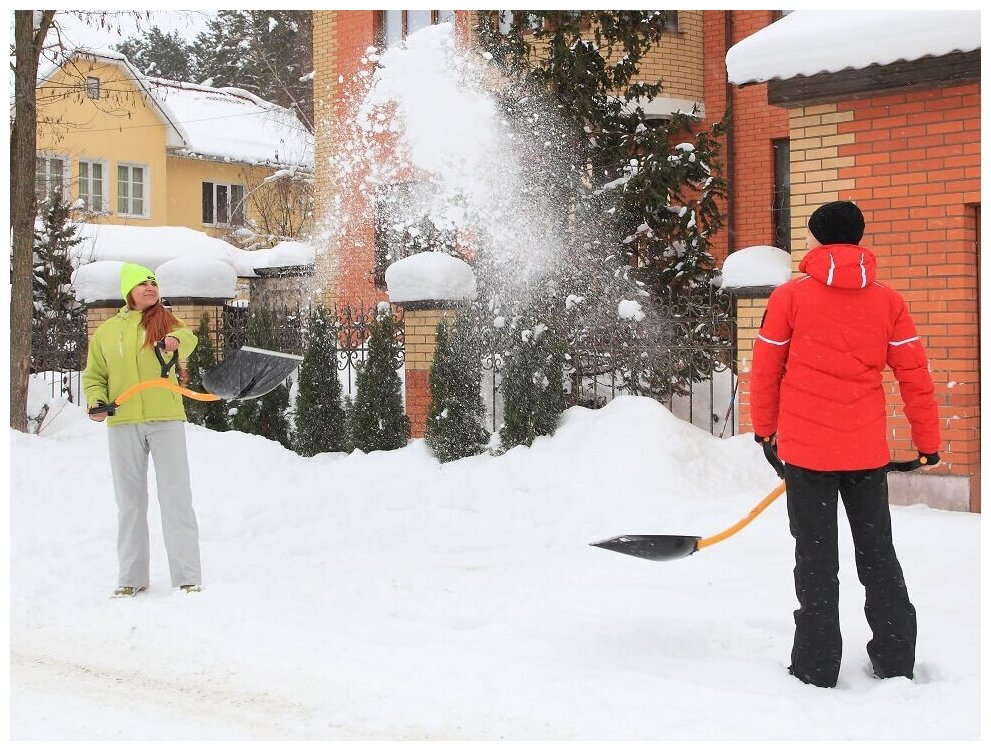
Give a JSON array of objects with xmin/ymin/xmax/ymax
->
[
  {"xmin": 590, "ymin": 442, "xmax": 931, "ymax": 562},
  {"xmin": 88, "ymin": 342, "xmax": 302, "ymax": 416}
]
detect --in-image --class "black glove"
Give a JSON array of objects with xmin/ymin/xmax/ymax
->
[
  {"xmin": 754, "ymin": 433, "xmax": 776, "ymax": 445},
  {"xmin": 919, "ymin": 452, "xmax": 940, "ymax": 467}
]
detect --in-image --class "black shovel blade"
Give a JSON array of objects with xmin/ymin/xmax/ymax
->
[
  {"xmin": 590, "ymin": 534, "xmax": 702, "ymax": 561},
  {"xmin": 202, "ymin": 346, "xmax": 303, "ymax": 400}
]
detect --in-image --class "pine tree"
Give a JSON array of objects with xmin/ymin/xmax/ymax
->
[
  {"xmin": 499, "ymin": 315, "xmax": 566, "ymax": 450},
  {"xmin": 184, "ymin": 313, "xmax": 229, "ymax": 431},
  {"xmin": 191, "ymin": 10, "xmax": 313, "ymax": 128},
  {"xmin": 33, "ymin": 197, "xmax": 83, "ymax": 321},
  {"xmin": 231, "ymin": 306, "xmax": 292, "ymax": 446},
  {"xmin": 116, "ymin": 26, "xmax": 196, "ymax": 81},
  {"xmin": 293, "ymin": 305, "xmax": 347, "ymax": 456},
  {"xmin": 425, "ymin": 310, "xmax": 489, "ymax": 463},
  {"xmin": 32, "ymin": 197, "xmax": 85, "ymax": 377},
  {"xmin": 349, "ymin": 304, "xmax": 410, "ymax": 452}
]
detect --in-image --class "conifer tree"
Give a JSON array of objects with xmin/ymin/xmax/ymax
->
[
  {"xmin": 184, "ymin": 312, "xmax": 229, "ymax": 431},
  {"xmin": 425, "ymin": 310, "xmax": 489, "ymax": 463},
  {"xmin": 33, "ymin": 197, "xmax": 83, "ymax": 322},
  {"xmin": 231, "ymin": 306, "xmax": 292, "ymax": 446},
  {"xmin": 499, "ymin": 315, "xmax": 566, "ymax": 450},
  {"xmin": 293, "ymin": 305, "xmax": 347, "ymax": 456},
  {"xmin": 349, "ymin": 304, "xmax": 410, "ymax": 452}
]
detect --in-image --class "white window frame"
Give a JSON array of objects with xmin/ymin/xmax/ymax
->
[
  {"xmin": 202, "ymin": 181, "xmax": 246, "ymax": 227},
  {"xmin": 85, "ymin": 76, "xmax": 100, "ymax": 99},
  {"xmin": 117, "ymin": 162, "xmax": 150, "ymax": 218},
  {"xmin": 77, "ymin": 157, "xmax": 109, "ymax": 214},
  {"xmin": 35, "ymin": 152, "xmax": 70, "ymax": 204}
]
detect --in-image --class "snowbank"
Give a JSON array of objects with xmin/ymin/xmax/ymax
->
[{"xmin": 9, "ymin": 395, "xmax": 980, "ymax": 740}]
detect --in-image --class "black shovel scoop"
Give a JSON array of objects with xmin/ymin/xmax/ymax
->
[{"xmin": 591, "ymin": 442, "xmax": 930, "ymax": 562}]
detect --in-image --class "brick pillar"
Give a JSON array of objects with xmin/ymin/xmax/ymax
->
[
  {"xmin": 728, "ymin": 288, "xmax": 774, "ymax": 435},
  {"xmin": 400, "ymin": 304, "xmax": 457, "ymax": 438}
]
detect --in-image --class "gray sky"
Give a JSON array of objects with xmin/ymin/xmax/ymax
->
[{"xmin": 44, "ymin": 10, "xmax": 215, "ymax": 55}]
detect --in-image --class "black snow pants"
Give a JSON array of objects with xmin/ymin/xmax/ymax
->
[{"xmin": 783, "ymin": 463, "xmax": 916, "ymax": 688}]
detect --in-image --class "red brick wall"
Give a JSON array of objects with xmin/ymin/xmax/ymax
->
[
  {"xmin": 839, "ymin": 85, "xmax": 981, "ymax": 510},
  {"xmin": 702, "ymin": 11, "xmax": 790, "ymax": 263}
]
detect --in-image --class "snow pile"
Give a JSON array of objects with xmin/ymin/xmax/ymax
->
[
  {"xmin": 9, "ymin": 396, "xmax": 980, "ymax": 740},
  {"xmin": 249, "ymin": 240, "xmax": 315, "ymax": 269},
  {"xmin": 727, "ymin": 11, "xmax": 981, "ymax": 85},
  {"xmin": 70, "ymin": 224, "xmax": 260, "ymax": 277},
  {"xmin": 156, "ymin": 257, "xmax": 238, "ymax": 298},
  {"xmin": 720, "ymin": 245, "xmax": 793, "ymax": 289},
  {"xmin": 67, "ymin": 225, "xmax": 317, "ymax": 300},
  {"xmin": 385, "ymin": 252, "xmax": 477, "ymax": 303}
]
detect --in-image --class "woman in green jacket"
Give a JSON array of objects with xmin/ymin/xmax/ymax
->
[{"xmin": 83, "ymin": 263, "xmax": 202, "ymax": 598}]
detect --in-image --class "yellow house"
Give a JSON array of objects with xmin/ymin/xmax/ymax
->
[{"xmin": 35, "ymin": 49, "xmax": 314, "ymax": 244}]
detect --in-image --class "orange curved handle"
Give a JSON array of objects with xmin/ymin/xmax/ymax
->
[
  {"xmin": 113, "ymin": 379, "xmax": 222, "ymax": 406},
  {"xmin": 696, "ymin": 481, "xmax": 787, "ymax": 551}
]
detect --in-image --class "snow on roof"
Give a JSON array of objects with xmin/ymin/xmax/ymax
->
[
  {"xmin": 385, "ymin": 252, "xmax": 477, "ymax": 303},
  {"xmin": 37, "ymin": 49, "xmax": 312, "ymax": 168},
  {"xmin": 719, "ymin": 246, "xmax": 793, "ymax": 290},
  {"xmin": 147, "ymin": 78, "xmax": 313, "ymax": 167},
  {"xmin": 67, "ymin": 223, "xmax": 315, "ymax": 283},
  {"xmin": 727, "ymin": 11, "xmax": 981, "ymax": 85}
]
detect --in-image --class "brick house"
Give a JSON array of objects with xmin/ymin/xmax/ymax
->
[
  {"xmin": 310, "ymin": 10, "xmax": 979, "ymax": 511},
  {"xmin": 727, "ymin": 11, "xmax": 980, "ymax": 512}
]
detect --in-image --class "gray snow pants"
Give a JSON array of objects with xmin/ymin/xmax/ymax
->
[{"xmin": 108, "ymin": 421, "xmax": 201, "ymax": 588}]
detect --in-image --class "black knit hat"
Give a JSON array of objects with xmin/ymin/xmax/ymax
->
[{"xmin": 808, "ymin": 201, "xmax": 865, "ymax": 245}]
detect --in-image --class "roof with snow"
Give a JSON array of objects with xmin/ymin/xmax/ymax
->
[
  {"xmin": 727, "ymin": 11, "xmax": 981, "ymax": 85},
  {"xmin": 38, "ymin": 49, "xmax": 313, "ymax": 168}
]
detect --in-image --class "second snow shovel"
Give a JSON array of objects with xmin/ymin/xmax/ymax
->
[
  {"xmin": 591, "ymin": 442, "xmax": 931, "ymax": 562},
  {"xmin": 88, "ymin": 343, "xmax": 302, "ymax": 416}
]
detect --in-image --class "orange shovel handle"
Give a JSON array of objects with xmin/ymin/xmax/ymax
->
[
  {"xmin": 112, "ymin": 379, "xmax": 222, "ymax": 406},
  {"xmin": 696, "ymin": 481, "xmax": 787, "ymax": 551}
]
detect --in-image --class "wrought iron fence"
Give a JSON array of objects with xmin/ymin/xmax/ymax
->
[
  {"xmin": 221, "ymin": 302, "xmax": 405, "ymax": 395},
  {"xmin": 480, "ymin": 285, "xmax": 738, "ymax": 437},
  {"xmin": 30, "ymin": 311, "xmax": 88, "ymax": 403}
]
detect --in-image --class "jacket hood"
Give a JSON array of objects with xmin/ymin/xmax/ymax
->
[{"xmin": 798, "ymin": 244, "xmax": 876, "ymax": 289}]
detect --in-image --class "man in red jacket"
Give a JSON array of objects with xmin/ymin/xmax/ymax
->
[{"xmin": 750, "ymin": 200, "xmax": 940, "ymax": 688}]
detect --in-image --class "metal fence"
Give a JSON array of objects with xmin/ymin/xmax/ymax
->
[
  {"xmin": 30, "ymin": 311, "xmax": 88, "ymax": 403},
  {"xmin": 221, "ymin": 303, "xmax": 405, "ymax": 395},
  {"xmin": 30, "ymin": 292, "xmax": 735, "ymax": 438},
  {"xmin": 480, "ymin": 286, "xmax": 738, "ymax": 437}
]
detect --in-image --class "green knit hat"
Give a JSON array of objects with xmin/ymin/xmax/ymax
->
[{"xmin": 120, "ymin": 263, "xmax": 158, "ymax": 300}]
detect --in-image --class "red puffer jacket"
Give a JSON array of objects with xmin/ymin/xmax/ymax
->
[{"xmin": 750, "ymin": 243, "xmax": 940, "ymax": 471}]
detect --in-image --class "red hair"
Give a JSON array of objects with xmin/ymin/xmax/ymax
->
[{"xmin": 127, "ymin": 296, "xmax": 190, "ymax": 383}]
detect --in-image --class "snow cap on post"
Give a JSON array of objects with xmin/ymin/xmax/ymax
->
[{"xmin": 385, "ymin": 252, "xmax": 477, "ymax": 305}]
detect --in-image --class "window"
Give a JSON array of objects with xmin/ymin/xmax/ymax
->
[
  {"xmin": 772, "ymin": 139, "xmax": 791, "ymax": 252},
  {"xmin": 659, "ymin": 10, "xmax": 679, "ymax": 33},
  {"xmin": 117, "ymin": 163, "xmax": 148, "ymax": 217},
  {"xmin": 78, "ymin": 159, "xmax": 106, "ymax": 212},
  {"xmin": 378, "ymin": 10, "xmax": 455, "ymax": 46},
  {"xmin": 202, "ymin": 181, "xmax": 245, "ymax": 226},
  {"xmin": 35, "ymin": 154, "xmax": 67, "ymax": 204},
  {"xmin": 85, "ymin": 76, "xmax": 100, "ymax": 99}
]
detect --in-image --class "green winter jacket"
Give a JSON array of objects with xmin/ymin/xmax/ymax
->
[{"xmin": 82, "ymin": 305, "xmax": 198, "ymax": 426}]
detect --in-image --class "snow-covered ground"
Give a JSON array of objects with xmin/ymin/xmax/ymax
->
[{"xmin": 9, "ymin": 396, "xmax": 980, "ymax": 741}]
